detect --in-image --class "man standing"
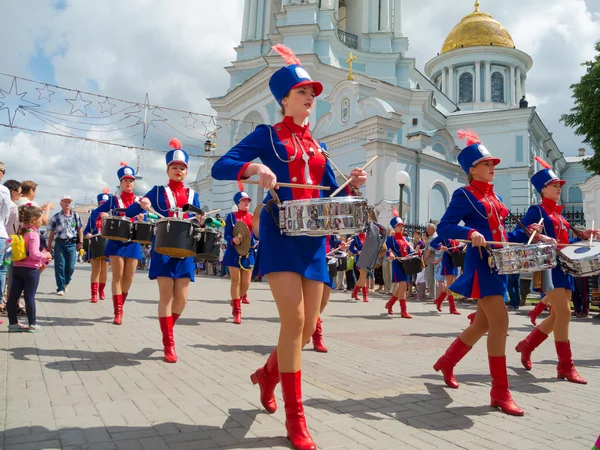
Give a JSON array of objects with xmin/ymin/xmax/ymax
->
[
  {"xmin": 422, "ymin": 223, "xmax": 438, "ymax": 299},
  {"xmin": 47, "ymin": 196, "xmax": 83, "ymax": 296}
]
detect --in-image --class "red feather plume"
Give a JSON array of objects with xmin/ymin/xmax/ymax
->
[
  {"xmin": 457, "ymin": 129, "xmax": 480, "ymax": 146},
  {"xmin": 272, "ymin": 44, "xmax": 301, "ymax": 66},
  {"xmin": 392, "ymin": 206, "xmax": 399, "ymax": 218},
  {"xmin": 120, "ymin": 161, "xmax": 128, "ymax": 167},
  {"xmin": 169, "ymin": 138, "xmax": 182, "ymax": 150},
  {"xmin": 237, "ymin": 181, "xmax": 244, "ymax": 192},
  {"xmin": 534, "ymin": 156, "xmax": 552, "ymax": 169},
  {"xmin": 101, "ymin": 187, "xmax": 110, "ymax": 194}
]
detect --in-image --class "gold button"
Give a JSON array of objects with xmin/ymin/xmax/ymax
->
[
  {"xmin": 292, "ymin": 177, "xmax": 297, "ymax": 182},
  {"xmin": 493, "ymin": 230, "xmax": 497, "ymax": 234}
]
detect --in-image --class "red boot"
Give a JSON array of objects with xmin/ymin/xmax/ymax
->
[
  {"xmin": 385, "ymin": 296, "xmax": 397, "ymax": 315},
  {"xmin": 231, "ymin": 298, "xmax": 242, "ymax": 324},
  {"xmin": 90, "ymin": 282, "xmax": 99, "ymax": 303},
  {"xmin": 312, "ymin": 318, "xmax": 328, "ymax": 353},
  {"xmin": 280, "ymin": 371, "xmax": 317, "ymax": 450},
  {"xmin": 98, "ymin": 283, "xmax": 106, "ymax": 300},
  {"xmin": 528, "ymin": 301, "xmax": 546, "ymax": 326},
  {"xmin": 434, "ymin": 292, "xmax": 447, "ymax": 312},
  {"xmin": 555, "ymin": 341, "xmax": 587, "ymax": 384},
  {"xmin": 122, "ymin": 292, "xmax": 128, "ymax": 304},
  {"xmin": 159, "ymin": 316, "xmax": 177, "ymax": 363},
  {"xmin": 448, "ymin": 295, "xmax": 461, "ymax": 315},
  {"xmin": 112, "ymin": 294, "xmax": 123, "ymax": 325},
  {"xmin": 362, "ymin": 287, "xmax": 369, "ymax": 302},
  {"xmin": 515, "ymin": 327, "xmax": 548, "ymax": 370},
  {"xmin": 467, "ymin": 312, "xmax": 476, "ymax": 325},
  {"xmin": 489, "ymin": 356, "xmax": 524, "ymax": 416},
  {"xmin": 172, "ymin": 313, "xmax": 181, "ymax": 325},
  {"xmin": 433, "ymin": 337, "xmax": 472, "ymax": 388},
  {"xmin": 351, "ymin": 286, "xmax": 360, "ymax": 300},
  {"xmin": 242, "ymin": 293, "xmax": 250, "ymax": 304},
  {"xmin": 250, "ymin": 349, "xmax": 280, "ymax": 413},
  {"xmin": 399, "ymin": 299, "xmax": 412, "ymax": 319}
]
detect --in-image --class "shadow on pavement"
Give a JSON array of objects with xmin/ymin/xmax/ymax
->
[
  {"xmin": 2, "ymin": 347, "xmax": 162, "ymax": 371},
  {"xmin": 188, "ymin": 343, "xmax": 274, "ymax": 356}
]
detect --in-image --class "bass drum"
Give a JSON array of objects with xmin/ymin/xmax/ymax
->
[
  {"xmin": 195, "ymin": 228, "xmax": 220, "ymax": 261},
  {"xmin": 154, "ymin": 218, "xmax": 198, "ymax": 258}
]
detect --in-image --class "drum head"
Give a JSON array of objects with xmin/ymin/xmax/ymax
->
[
  {"xmin": 233, "ymin": 221, "xmax": 251, "ymax": 255},
  {"xmin": 560, "ymin": 241, "xmax": 600, "ymax": 260}
]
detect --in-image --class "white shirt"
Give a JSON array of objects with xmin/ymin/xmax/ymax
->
[
  {"xmin": 0, "ymin": 185, "xmax": 11, "ymax": 239},
  {"xmin": 14, "ymin": 197, "xmax": 39, "ymax": 207},
  {"xmin": 218, "ymin": 248, "xmax": 225, "ymax": 262},
  {"xmin": 416, "ymin": 270, "xmax": 426, "ymax": 284}
]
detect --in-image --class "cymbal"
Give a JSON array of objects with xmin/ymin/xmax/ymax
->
[
  {"xmin": 233, "ymin": 220, "xmax": 251, "ymax": 255},
  {"xmin": 252, "ymin": 204, "xmax": 263, "ymax": 238}
]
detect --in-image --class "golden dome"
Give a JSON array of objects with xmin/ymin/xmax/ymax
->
[{"xmin": 441, "ymin": 1, "xmax": 515, "ymax": 54}]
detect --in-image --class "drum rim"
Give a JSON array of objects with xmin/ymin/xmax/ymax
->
[{"xmin": 281, "ymin": 196, "xmax": 369, "ymax": 206}]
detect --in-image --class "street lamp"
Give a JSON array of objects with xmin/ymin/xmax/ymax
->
[
  {"xmin": 395, "ymin": 170, "xmax": 410, "ymax": 221},
  {"xmin": 204, "ymin": 140, "xmax": 212, "ymax": 152}
]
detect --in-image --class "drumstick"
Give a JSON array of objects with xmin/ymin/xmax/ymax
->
[
  {"xmin": 329, "ymin": 155, "xmax": 378, "ymax": 198},
  {"xmin": 457, "ymin": 239, "xmax": 522, "ymax": 247},
  {"xmin": 243, "ymin": 179, "xmax": 330, "ymax": 190},
  {"xmin": 147, "ymin": 207, "xmax": 165, "ymax": 219},
  {"xmin": 203, "ymin": 209, "xmax": 221, "ymax": 215},
  {"xmin": 326, "ymin": 246, "xmax": 342, "ymax": 256},
  {"xmin": 590, "ymin": 220, "xmax": 595, "ymax": 246},
  {"xmin": 527, "ymin": 218, "xmax": 544, "ymax": 245}
]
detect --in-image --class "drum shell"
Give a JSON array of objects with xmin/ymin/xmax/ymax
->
[
  {"xmin": 101, "ymin": 218, "xmax": 132, "ymax": 242},
  {"xmin": 558, "ymin": 242, "xmax": 600, "ymax": 277},
  {"xmin": 154, "ymin": 219, "xmax": 197, "ymax": 258},
  {"xmin": 401, "ymin": 256, "xmax": 423, "ymax": 275},
  {"xmin": 279, "ymin": 196, "xmax": 370, "ymax": 237},
  {"xmin": 332, "ymin": 252, "xmax": 348, "ymax": 272},
  {"xmin": 491, "ymin": 243, "xmax": 556, "ymax": 275},
  {"xmin": 451, "ymin": 251, "xmax": 466, "ymax": 268},
  {"xmin": 195, "ymin": 229, "xmax": 220, "ymax": 261},
  {"xmin": 131, "ymin": 222, "xmax": 155, "ymax": 245},
  {"xmin": 90, "ymin": 235, "xmax": 107, "ymax": 260},
  {"xmin": 327, "ymin": 258, "xmax": 338, "ymax": 279}
]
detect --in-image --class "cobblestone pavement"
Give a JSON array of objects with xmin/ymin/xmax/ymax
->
[{"xmin": 1, "ymin": 265, "xmax": 599, "ymax": 450}]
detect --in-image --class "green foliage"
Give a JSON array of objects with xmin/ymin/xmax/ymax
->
[{"xmin": 560, "ymin": 42, "xmax": 600, "ymax": 173}]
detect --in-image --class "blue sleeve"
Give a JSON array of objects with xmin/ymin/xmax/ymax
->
[
  {"xmin": 510, "ymin": 206, "xmax": 541, "ymax": 243},
  {"xmin": 84, "ymin": 217, "xmax": 93, "ymax": 235},
  {"xmin": 211, "ymin": 125, "xmax": 271, "ymax": 181},
  {"xmin": 438, "ymin": 190, "xmax": 475, "ymax": 240},
  {"xmin": 386, "ymin": 236, "xmax": 398, "ymax": 257},
  {"xmin": 224, "ymin": 213, "xmax": 235, "ymax": 242},
  {"xmin": 126, "ymin": 186, "xmax": 160, "ymax": 218},
  {"xmin": 405, "ymin": 237, "xmax": 415, "ymax": 255},
  {"xmin": 90, "ymin": 199, "xmax": 111, "ymax": 224},
  {"xmin": 429, "ymin": 236, "xmax": 442, "ymax": 249},
  {"xmin": 349, "ymin": 237, "xmax": 359, "ymax": 255}
]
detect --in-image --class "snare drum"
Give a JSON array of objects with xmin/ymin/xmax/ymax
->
[
  {"xmin": 489, "ymin": 243, "xmax": 557, "ymax": 275},
  {"xmin": 131, "ymin": 222, "xmax": 155, "ymax": 245},
  {"xmin": 279, "ymin": 196, "xmax": 370, "ymax": 237},
  {"xmin": 101, "ymin": 217, "xmax": 132, "ymax": 242},
  {"xmin": 400, "ymin": 254, "xmax": 423, "ymax": 275},
  {"xmin": 558, "ymin": 242, "xmax": 600, "ymax": 276},
  {"xmin": 89, "ymin": 235, "xmax": 108, "ymax": 260},
  {"xmin": 195, "ymin": 228, "xmax": 220, "ymax": 261},
  {"xmin": 331, "ymin": 251, "xmax": 348, "ymax": 272},
  {"xmin": 451, "ymin": 251, "xmax": 466, "ymax": 268},
  {"xmin": 154, "ymin": 218, "xmax": 198, "ymax": 258}
]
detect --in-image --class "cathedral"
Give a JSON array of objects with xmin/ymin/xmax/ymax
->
[{"xmin": 192, "ymin": 0, "xmax": 588, "ymax": 225}]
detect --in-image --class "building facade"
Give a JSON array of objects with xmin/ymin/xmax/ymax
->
[{"xmin": 191, "ymin": 0, "xmax": 590, "ymax": 226}]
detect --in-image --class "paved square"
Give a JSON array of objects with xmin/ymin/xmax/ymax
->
[{"xmin": 1, "ymin": 265, "xmax": 599, "ymax": 449}]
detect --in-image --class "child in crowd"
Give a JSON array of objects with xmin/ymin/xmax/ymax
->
[
  {"xmin": 433, "ymin": 248, "xmax": 445, "ymax": 297},
  {"xmin": 416, "ymin": 269, "xmax": 426, "ymax": 301},
  {"xmin": 7, "ymin": 205, "xmax": 51, "ymax": 332}
]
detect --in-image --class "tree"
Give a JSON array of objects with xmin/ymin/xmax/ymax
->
[{"xmin": 560, "ymin": 42, "xmax": 600, "ymax": 173}]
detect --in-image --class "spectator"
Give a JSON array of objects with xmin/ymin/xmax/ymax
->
[
  {"xmin": 0, "ymin": 163, "xmax": 10, "ymax": 308},
  {"xmin": 2, "ymin": 180, "xmax": 22, "ymax": 305},
  {"xmin": 572, "ymin": 276, "xmax": 589, "ymax": 318},
  {"xmin": 507, "ymin": 273, "xmax": 520, "ymax": 310},
  {"xmin": 382, "ymin": 228, "xmax": 393, "ymax": 294},
  {"xmin": 15, "ymin": 181, "xmax": 53, "ymax": 225},
  {"xmin": 423, "ymin": 223, "xmax": 438, "ymax": 299},
  {"xmin": 519, "ymin": 272, "xmax": 532, "ymax": 307},
  {"xmin": 47, "ymin": 196, "xmax": 83, "ymax": 296}
]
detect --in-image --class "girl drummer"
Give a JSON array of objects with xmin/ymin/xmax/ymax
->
[
  {"xmin": 126, "ymin": 138, "xmax": 202, "ymax": 364},
  {"xmin": 223, "ymin": 191, "xmax": 256, "ymax": 324},
  {"xmin": 514, "ymin": 159, "xmax": 597, "ymax": 384},
  {"xmin": 348, "ymin": 231, "xmax": 368, "ymax": 302},
  {"xmin": 384, "ymin": 211, "xmax": 414, "ymax": 319},
  {"xmin": 433, "ymin": 130, "xmax": 540, "ymax": 416},
  {"xmin": 83, "ymin": 191, "xmax": 111, "ymax": 303},
  {"xmin": 428, "ymin": 236, "xmax": 461, "ymax": 315},
  {"xmin": 90, "ymin": 164, "xmax": 144, "ymax": 325},
  {"xmin": 211, "ymin": 45, "xmax": 366, "ymax": 450}
]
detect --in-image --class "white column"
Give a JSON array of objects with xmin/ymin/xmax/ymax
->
[
  {"xmin": 247, "ymin": 0, "xmax": 258, "ymax": 39},
  {"xmin": 241, "ymin": 0, "xmax": 251, "ymax": 40},
  {"xmin": 380, "ymin": 0, "xmax": 391, "ymax": 31},
  {"xmin": 516, "ymin": 66, "xmax": 522, "ymax": 105},
  {"xmin": 320, "ymin": 0, "xmax": 334, "ymax": 8},
  {"xmin": 475, "ymin": 61, "xmax": 481, "ymax": 103},
  {"xmin": 485, "ymin": 61, "xmax": 491, "ymax": 102},
  {"xmin": 441, "ymin": 68, "xmax": 446, "ymax": 94},
  {"xmin": 521, "ymin": 75, "xmax": 527, "ymax": 98},
  {"xmin": 393, "ymin": 0, "xmax": 403, "ymax": 36},
  {"xmin": 509, "ymin": 65, "xmax": 516, "ymax": 106},
  {"xmin": 447, "ymin": 65, "xmax": 454, "ymax": 102}
]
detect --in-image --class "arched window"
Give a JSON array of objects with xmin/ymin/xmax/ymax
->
[
  {"xmin": 459, "ymin": 73, "xmax": 473, "ymax": 103},
  {"xmin": 569, "ymin": 186, "xmax": 582, "ymax": 203},
  {"xmin": 491, "ymin": 72, "xmax": 504, "ymax": 103},
  {"xmin": 432, "ymin": 143, "xmax": 446, "ymax": 156},
  {"xmin": 416, "ymin": 83, "xmax": 421, "ymax": 89},
  {"xmin": 430, "ymin": 184, "xmax": 448, "ymax": 222}
]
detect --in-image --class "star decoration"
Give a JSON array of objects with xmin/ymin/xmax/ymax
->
[
  {"xmin": 98, "ymin": 97, "xmax": 116, "ymax": 114},
  {"xmin": 0, "ymin": 78, "xmax": 39, "ymax": 126},
  {"xmin": 125, "ymin": 94, "xmax": 166, "ymax": 145},
  {"xmin": 183, "ymin": 113, "xmax": 197, "ymax": 128},
  {"xmin": 36, "ymin": 84, "xmax": 55, "ymax": 102},
  {"xmin": 65, "ymin": 91, "xmax": 92, "ymax": 116}
]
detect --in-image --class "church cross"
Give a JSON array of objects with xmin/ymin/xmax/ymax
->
[{"xmin": 346, "ymin": 52, "xmax": 358, "ymax": 81}]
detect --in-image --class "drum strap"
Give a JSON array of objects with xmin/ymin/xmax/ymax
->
[
  {"xmin": 116, "ymin": 197, "xmax": 125, "ymax": 209},
  {"xmin": 164, "ymin": 186, "xmax": 196, "ymax": 215}
]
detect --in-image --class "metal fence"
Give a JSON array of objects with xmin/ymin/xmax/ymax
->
[
  {"xmin": 505, "ymin": 206, "xmax": 587, "ymax": 230},
  {"xmin": 337, "ymin": 29, "xmax": 358, "ymax": 49}
]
